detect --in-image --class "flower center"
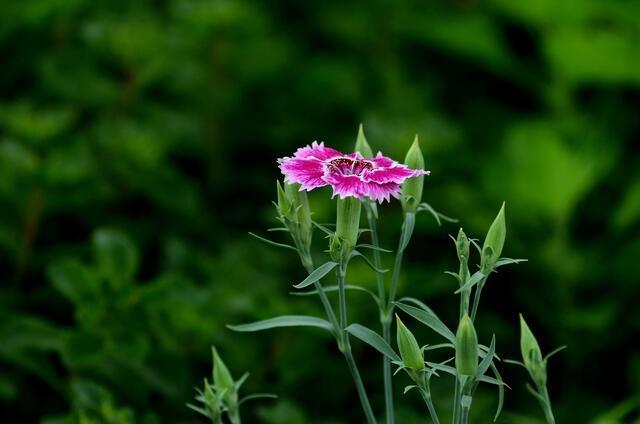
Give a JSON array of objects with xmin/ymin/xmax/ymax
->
[{"xmin": 327, "ymin": 157, "xmax": 373, "ymax": 176}]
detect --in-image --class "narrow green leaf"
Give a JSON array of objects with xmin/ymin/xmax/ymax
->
[
  {"xmin": 396, "ymin": 302, "xmax": 455, "ymax": 343},
  {"xmin": 423, "ymin": 343, "xmax": 455, "ymax": 352},
  {"xmin": 356, "ymin": 243, "xmax": 392, "ymax": 253},
  {"xmin": 491, "ymin": 362, "xmax": 506, "ymax": 421},
  {"xmin": 525, "ymin": 383, "xmax": 546, "ymax": 403},
  {"xmin": 398, "ymin": 297, "xmax": 436, "ymax": 315},
  {"xmin": 312, "ymin": 221, "xmax": 334, "ymax": 235},
  {"xmin": 293, "ymin": 262, "xmax": 338, "ymax": 289},
  {"xmin": 248, "ymin": 232, "xmax": 297, "ymax": 251},
  {"xmin": 399, "ymin": 213, "xmax": 416, "ymax": 251},
  {"xmin": 349, "ymin": 250, "xmax": 389, "ymax": 273},
  {"xmin": 417, "ymin": 202, "xmax": 458, "ymax": 226},
  {"xmin": 403, "ymin": 385, "xmax": 419, "ymax": 394},
  {"xmin": 228, "ymin": 316, "xmax": 333, "ymax": 333},
  {"xmin": 544, "ymin": 345, "xmax": 567, "ymax": 362},
  {"xmin": 444, "ymin": 271, "xmax": 461, "ymax": 284},
  {"xmin": 494, "ymin": 258, "xmax": 527, "ymax": 268},
  {"xmin": 346, "ymin": 323, "xmax": 401, "ymax": 361},
  {"xmin": 454, "ymin": 271, "xmax": 485, "ymax": 294},
  {"xmin": 290, "ymin": 284, "xmax": 379, "ymax": 305},
  {"xmin": 426, "ymin": 362, "xmax": 457, "ymax": 376},
  {"xmin": 477, "ymin": 335, "xmax": 496, "ymax": 377},
  {"xmin": 239, "ymin": 393, "xmax": 277, "ymax": 405},
  {"xmin": 503, "ymin": 359, "xmax": 526, "ymax": 368}
]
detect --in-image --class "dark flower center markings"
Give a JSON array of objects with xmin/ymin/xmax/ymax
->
[{"xmin": 327, "ymin": 157, "xmax": 374, "ymax": 176}]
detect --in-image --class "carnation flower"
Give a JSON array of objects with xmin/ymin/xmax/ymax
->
[{"xmin": 278, "ymin": 142, "xmax": 429, "ymax": 203}]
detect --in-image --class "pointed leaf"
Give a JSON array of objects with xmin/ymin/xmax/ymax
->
[
  {"xmin": 491, "ymin": 362, "xmax": 506, "ymax": 421},
  {"xmin": 544, "ymin": 345, "xmax": 567, "ymax": 362},
  {"xmin": 248, "ymin": 232, "xmax": 297, "ymax": 251},
  {"xmin": 293, "ymin": 262, "xmax": 338, "ymax": 289},
  {"xmin": 494, "ymin": 258, "xmax": 527, "ymax": 268},
  {"xmin": 349, "ymin": 250, "xmax": 388, "ymax": 273},
  {"xmin": 239, "ymin": 393, "xmax": 277, "ymax": 405},
  {"xmin": 399, "ymin": 213, "xmax": 416, "ymax": 251},
  {"xmin": 346, "ymin": 323, "xmax": 400, "ymax": 361},
  {"xmin": 454, "ymin": 271, "xmax": 485, "ymax": 294},
  {"xmin": 356, "ymin": 243, "xmax": 392, "ymax": 253},
  {"xmin": 398, "ymin": 297, "xmax": 436, "ymax": 315},
  {"xmin": 417, "ymin": 202, "xmax": 458, "ymax": 226},
  {"xmin": 228, "ymin": 316, "xmax": 333, "ymax": 333},
  {"xmin": 396, "ymin": 302, "xmax": 455, "ymax": 343},
  {"xmin": 477, "ymin": 335, "xmax": 496, "ymax": 377},
  {"xmin": 291, "ymin": 284, "xmax": 379, "ymax": 306}
]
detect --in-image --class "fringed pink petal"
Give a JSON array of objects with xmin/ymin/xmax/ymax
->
[
  {"xmin": 323, "ymin": 173, "xmax": 366, "ymax": 199},
  {"xmin": 278, "ymin": 157, "xmax": 328, "ymax": 190},
  {"xmin": 362, "ymin": 181, "xmax": 402, "ymax": 203},
  {"xmin": 372, "ymin": 152, "xmax": 396, "ymax": 168},
  {"xmin": 364, "ymin": 166, "xmax": 421, "ymax": 184},
  {"xmin": 292, "ymin": 141, "xmax": 341, "ymax": 160}
]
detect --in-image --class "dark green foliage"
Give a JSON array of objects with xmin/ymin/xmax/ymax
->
[{"xmin": 0, "ymin": 0, "xmax": 638, "ymax": 422}]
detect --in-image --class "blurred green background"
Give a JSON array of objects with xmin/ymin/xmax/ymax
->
[{"xmin": 1, "ymin": 0, "xmax": 639, "ymax": 422}]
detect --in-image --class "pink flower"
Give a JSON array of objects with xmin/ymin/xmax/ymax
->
[{"xmin": 278, "ymin": 142, "xmax": 429, "ymax": 203}]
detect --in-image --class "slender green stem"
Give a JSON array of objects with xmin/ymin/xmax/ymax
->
[
  {"xmin": 344, "ymin": 345, "xmax": 377, "ymax": 424},
  {"xmin": 419, "ymin": 387, "xmax": 440, "ymax": 424},
  {"xmin": 337, "ymin": 264, "xmax": 348, "ymax": 330},
  {"xmin": 381, "ymin": 322, "xmax": 393, "ymax": 423},
  {"xmin": 538, "ymin": 386, "xmax": 556, "ymax": 424},
  {"xmin": 469, "ymin": 277, "xmax": 487, "ymax": 322},
  {"xmin": 301, "ymin": 260, "xmax": 340, "ymax": 333},
  {"xmin": 228, "ymin": 408, "xmax": 241, "ymax": 424},
  {"xmin": 452, "ymin": 378, "xmax": 461, "ymax": 424},
  {"xmin": 365, "ymin": 204, "xmax": 394, "ymax": 424},
  {"xmin": 387, "ymin": 237, "xmax": 406, "ymax": 307},
  {"xmin": 365, "ymin": 205, "xmax": 386, "ymax": 306},
  {"xmin": 337, "ymin": 262, "xmax": 377, "ymax": 424},
  {"xmin": 292, "ymin": 226, "xmax": 375, "ymax": 423},
  {"xmin": 460, "ymin": 406, "xmax": 470, "ymax": 424}
]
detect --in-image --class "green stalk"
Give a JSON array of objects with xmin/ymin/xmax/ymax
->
[
  {"xmin": 460, "ymin": 406, "xmax": 470, "ymax": 424},
  {"xmin": 337, "ymin": 262, "xmax": 377, "ymax": 424},
  {"xmin": 418, "ymin": 376, "xmax": 440, "ymax": 424},
  {"xmin": 289, "ymin": 216, "xmax": 375, "ymax": 423},
  {"xmin": 469, "ymin": 276, "xmax": 488, "ymax": 322},
  {"xmin": 537, "ymin": 385, "xmax": 556, "ymax": 424},
  {"xmin": 228, "ymin": 408, "xmax": 241, "ymax": 424},
  {"xmin": 452, "ymin": 378, "xmax": 461, "ymax": 424},
  {"xmin": 365, "ymin": 204, "xmax": 394, "ymax": 424},
  {"xmin": 387, "ymin": 231, "xmax": 407, "ymax": 306}
]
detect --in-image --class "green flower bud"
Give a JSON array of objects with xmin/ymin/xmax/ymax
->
[
  {"xmin": 519, "ymin": 314, "xmax": 546, "ymax": 385},
  {"xmin": 481, "ymin": 202, "xmax": 506, "ymax": 273},
  {"xmin": 456, "ymin": 228, "xmax": 470, "ymax": 264},
  {"xmin": 284, "ymin": 182, "xmax": 313, "ymax": 248},
  {"xmin": 455, "ymin": 313, "xmax": 478, "ymax": 376},
  {"xmin": 334, "ymin": 196, "xmax": 361, "ymax": 253},
  {"xmin": 396, "ymin": 315, "xmax": 425, "ymax": 371},
  {"xmin": 354, "ymin": 123, "xmax": 373, "ymax": 157},
  {"xmin": 276, "ymin": 180, "xmax": 292, "ymax": 218},
  {"xmin": 212, "ymin": 347, "xmax": 237, "ymax": 405},
  {"xmin": 402, "ymin": 135, "xmax": 425, "ymax": 213}
]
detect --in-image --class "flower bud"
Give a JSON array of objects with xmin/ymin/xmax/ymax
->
[
  {"xmin": 284, "ymin": 182, "xmax": 313, "ymax": 248},
  {"xmin": 519, "ymin": 314, "xmax": 546, "ymax": 385},
  {"xmin": 402, "ymin": 135, "xmax": 425, "ymax": 213},
  {"xmin": 481, "ymin": 202, "xmax": 506, "ymax": 273},
  {"xmin": 455, "ymin": 313, "xmax": 478, "ymax": 376},
  {"xmin": 396, "ymin": 315, "xmax": 424, "ymax": 371},
  {"xmin": 456, "ymin": 228, "xmax": 470, "ymax": 264},
  {"xmin": 276, "ymin": 180, "xmax": 292, "ymax": 219},
  {"xmin": 354, "ymin": 123, "xmax": 373, "ymax": 157},
  {"xmin": 212, "ymin": 347, "xmax": 237, "ymax": 405},
  {"xmin": 334, "ymin": 197, "xmax": 361, "ymax": 253}
]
